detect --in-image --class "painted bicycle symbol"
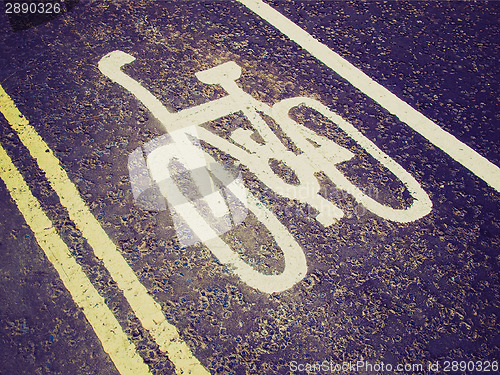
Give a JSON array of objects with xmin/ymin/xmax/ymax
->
[{"xmin": 98, "ymin": 51, "xmax": 432, "ymax": 293}]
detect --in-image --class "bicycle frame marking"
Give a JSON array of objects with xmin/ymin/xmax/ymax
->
[{"xmin": 98, "ymin": 50, "xmax": 432, "ymax": 293}]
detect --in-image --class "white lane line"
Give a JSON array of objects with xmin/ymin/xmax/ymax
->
[
  {"xmin": 0, "ymin": 85, "xmax": 210, "ymax": 375},
  {"xmin": 237, "ymin": 0, "xmax": 500, "ymax": 192},
  {"xmin": 0, "ymin": 145, "xmax": 150, "ymax": 375}
]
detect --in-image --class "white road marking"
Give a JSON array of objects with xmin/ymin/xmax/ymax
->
[
  {"xmin": 0, "ymin": 144, "xmax": 150, "ymax": 374},
  {"xmin": 100, "ymin": 49, "xmax": 434, "ymax": 292},
  {"xmin": 100, "ymin": 52, "xmax": 308, "ymax": 293},
  {"xmin": 102, "ymin": 52, "xmax": 430, "ymax": 228},
  {"xmin": 195, "ymin": 60, "xmax": 431, "ymax": 223},
  {"xmin": 0, "ymin": 85, "xmax": 210, "ymax": 375},
  {"xmin": 200, "ymin": 62, "xmax": 432, "ymax": 223},
  {"xmin": 165, "ymin": 151, "xmax": 308, "ymax": 293},
  {"xmin": 194, "ymin": 61, "xmax": 345, "ymax": 226},
  {"xmin": 271, "ymin": 97, "xmax": 432, "ymax": 222},
  {"xmin": 146, "ymin": 125, "xmax": 231, "ymax": 219},
  {"xmin": 237, "ymin": 0, "xmax": 500, "ymax": 192}
]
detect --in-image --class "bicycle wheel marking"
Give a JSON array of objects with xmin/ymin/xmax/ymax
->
[
  {"xmin": 0, "ymin": 85, "xmax": 210, "ymax": 375},
  {"xmin": 271, "ymin": 98, "xmax": 433, "ymax": 222},
  {"xmin": 237, "ymin": 0, "xmax": 500, "ymax": 192}
]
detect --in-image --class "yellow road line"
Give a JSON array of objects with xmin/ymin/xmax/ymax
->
[
  {"xmin": 0, "ymin": 85, "xmax": 209, "ymax": 375},
  {"xmin": 0, "ymin": 143, "xmax": 150, "ymax": 375}
]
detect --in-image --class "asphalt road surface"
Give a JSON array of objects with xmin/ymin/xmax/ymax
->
[{"xmin": 0, "ymin": 1, "xmax": 498, "ymax": 374}]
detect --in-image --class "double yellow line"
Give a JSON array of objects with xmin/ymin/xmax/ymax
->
[{"xmin": 0, "ymin": 84, "xmax": 209, "ymax": 375}]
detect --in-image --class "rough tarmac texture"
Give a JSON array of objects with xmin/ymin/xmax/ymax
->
[{"xmin": 0, "ymin": 1, "xmax": 498, "ymax": 374}]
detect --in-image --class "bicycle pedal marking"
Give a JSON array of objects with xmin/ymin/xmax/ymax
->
[{"xmin": 99, "ymin": 50, "xmax": 432, "ymax": 292}]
